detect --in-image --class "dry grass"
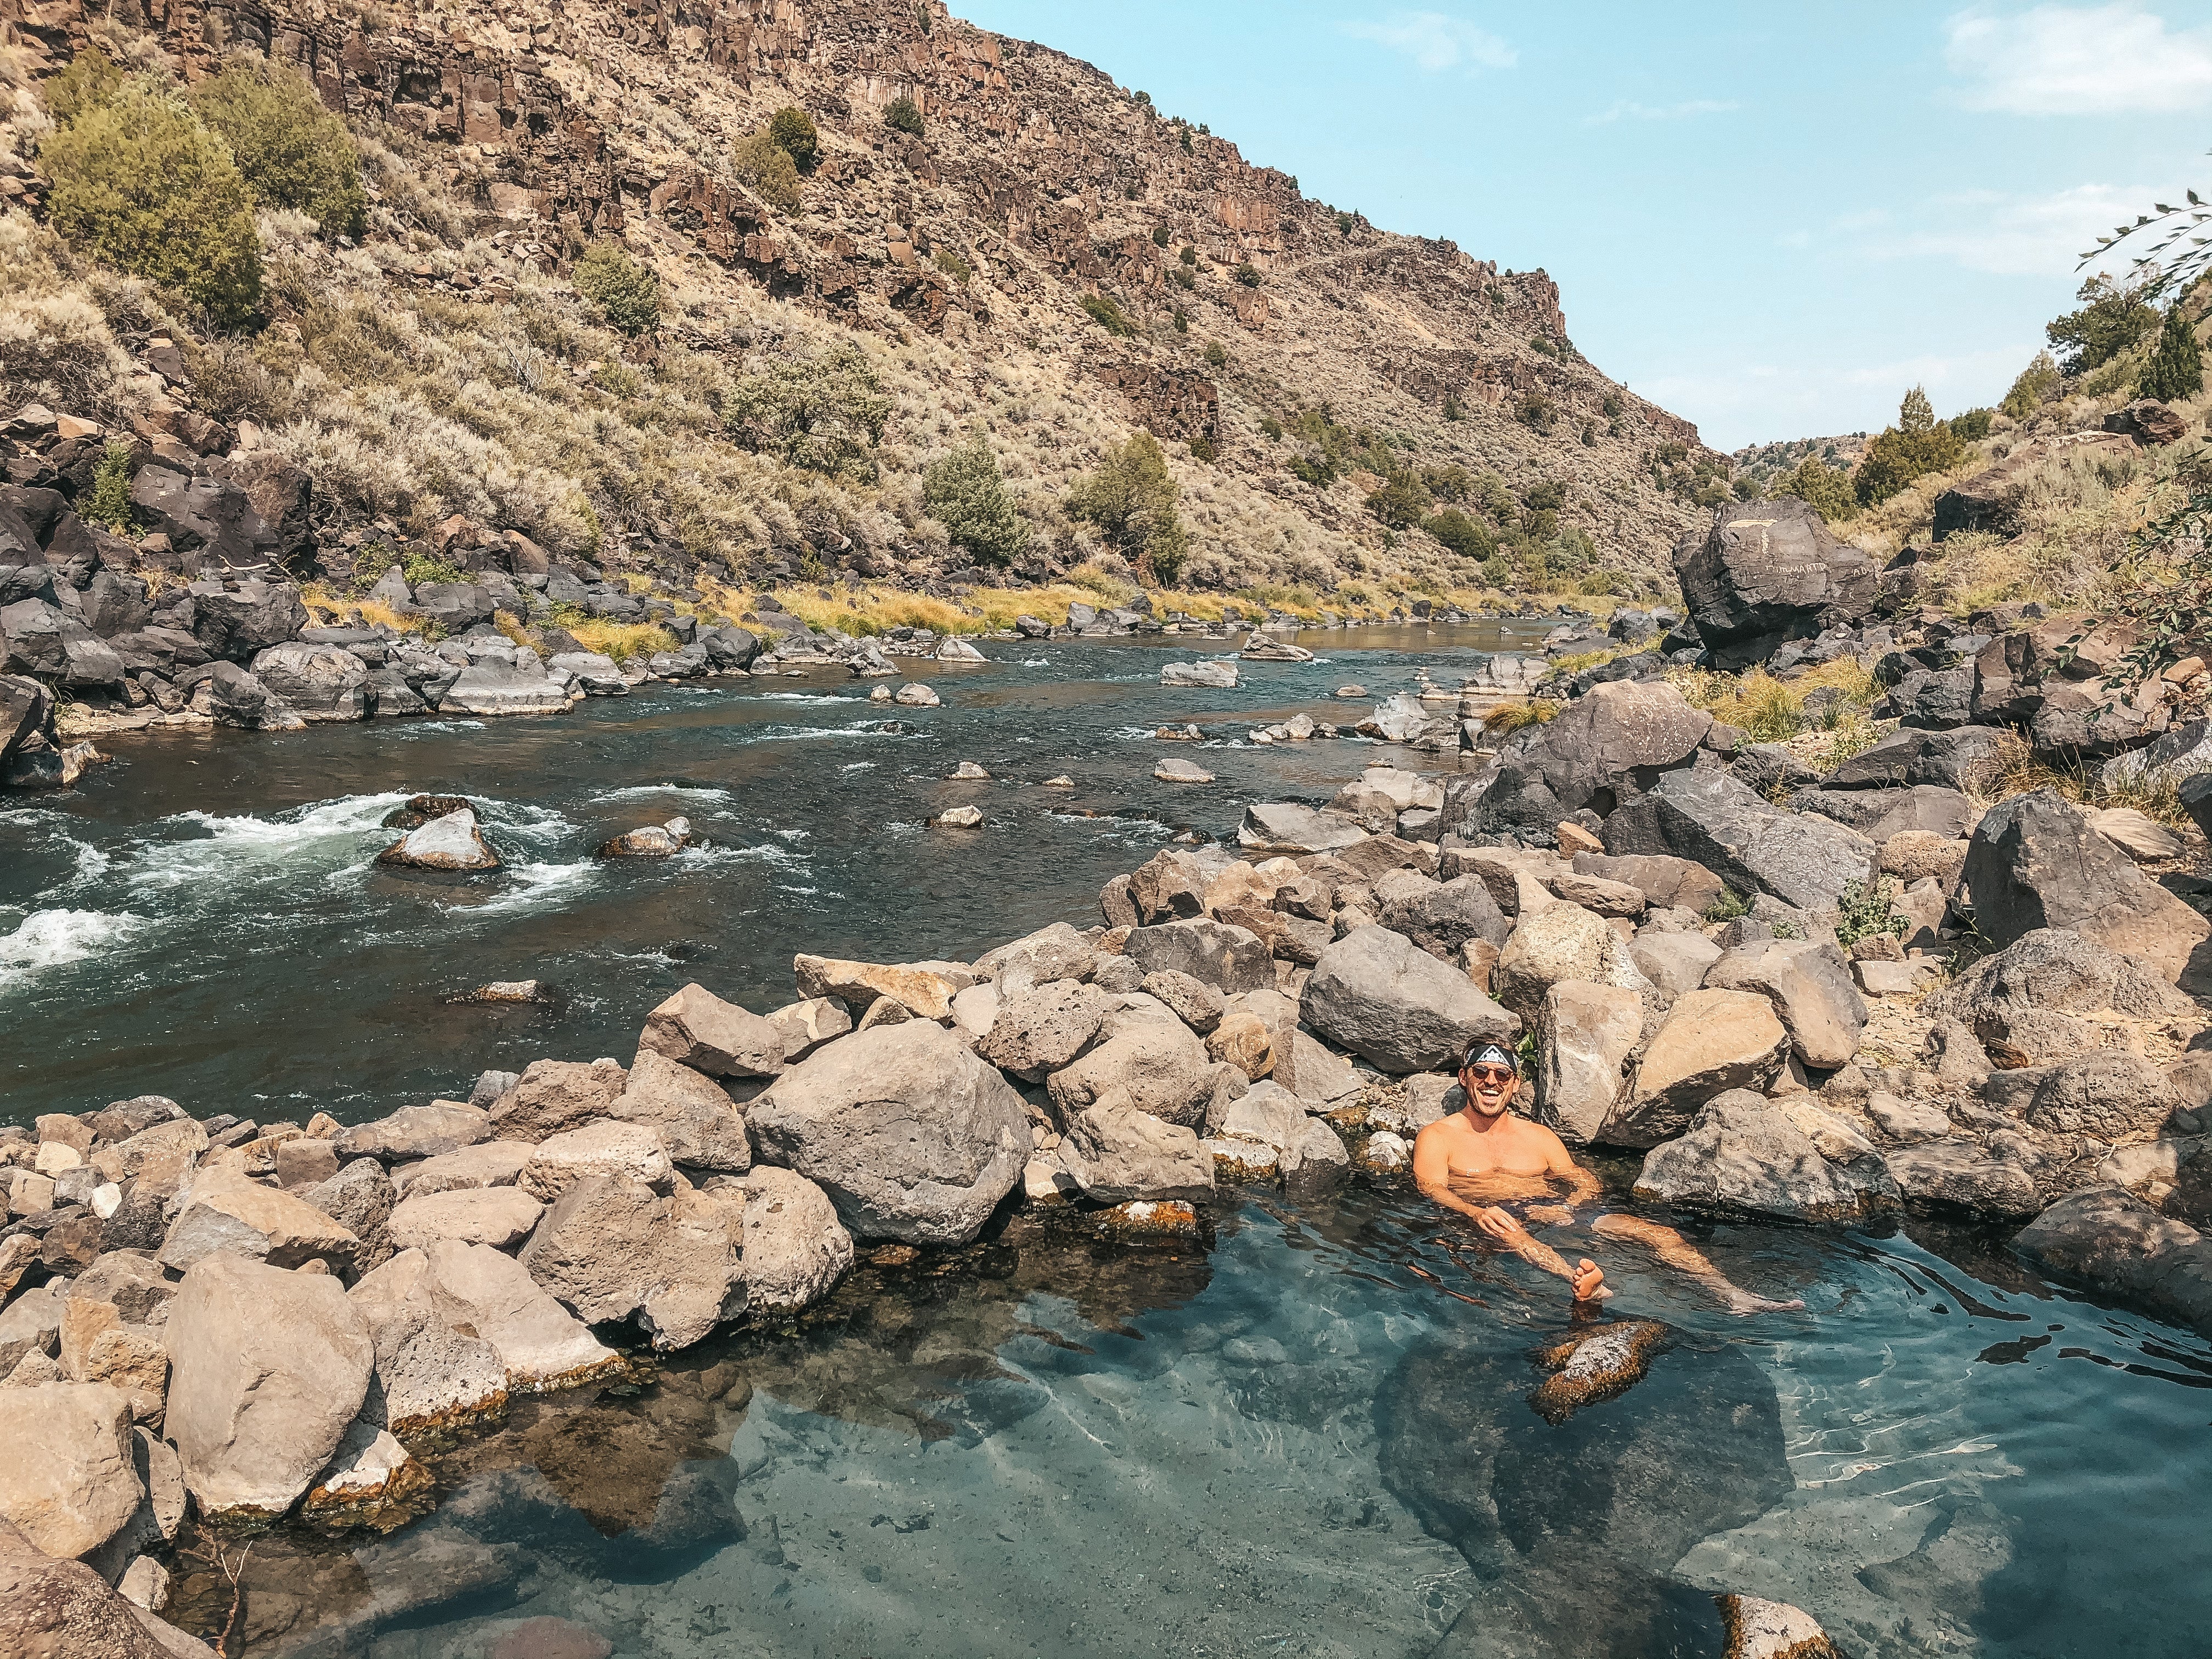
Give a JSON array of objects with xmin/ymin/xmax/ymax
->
[
  {"xmin": 1970, "ymin": 731, "xmax": 2196, "ymax": 828},
  {"xmin": 1484, "ymin": 699, "xmax": 1557, "ymax": 735},
  {"xmin": 562, "ymin": 618, "xmax": 673, "ymax": 662},
  {"xmin": 300, "ymin": 584, "xmax": 427, "ymax": 635},
  {"xmin": 1669, "ymin": 657, "xmax": 1882, "ymax": 746}
]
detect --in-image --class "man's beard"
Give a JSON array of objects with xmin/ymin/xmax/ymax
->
[{"xmin": 1466, "ymin": 1087, "xmax": 1510, "ymax": 1117}]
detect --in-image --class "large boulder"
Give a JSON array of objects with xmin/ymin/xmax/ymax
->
[
  {"xmin": 1119, "ymin": 917, "xmax": 1274, "ymax": 993},
  {"xmin": 1377, "ymin": 873, "xmax": 1511, "ymax": 961},
  {"xmin": 1791, "ymin": 783, "xmax": 1979, "ymax": 841},
  {"xmin": 439, "ymin": 660, "xmax": 570, "ymax": 716},
  {"xmin": 2013, "ymin": 1187, "xmax": 2212, "ymax": 1339},
  {"xmin": 186, "ymin": 578, "xmax": 308, "ymax": 661},
  {"xmin": 488, "ymin": 1058, "xmax": 628, "ymax": 1142},
  {"xmin": 2023, "ymin": 1052, "xmax": 2182, "ymax": 1141},
  {"xmin": 1921, "ymin": 927, "xmax": 2196, "ymax": 1068},
  {"xmin": 1702, "ymin": 939, "xmax": 1866, "ymax": 1069},
  {"xmin": 1962, "ymin": 788, "xmax": 2210, "ymax": 984},
  {"xmin": 517, "ymin": 1178, "xmax": 742, "ymax": 1351},
  {"xmin": 159, "ymin": 1163, "xmax": 360, "ymax": 1274},
  {"xmin": 1671, "ymin": 496, "xmax": 1880, "ymax": 668},
  {"xmin": 334, "ymin": 1102, "xmax": 492, "ymax": 1162},
  {"xmin": 0, "ymin": 1514, "xmax": 213, "ymax": 1659},
  {"xmin": 978, "ymin": 979, "xmax": 1110, "ymax": 1082},
  {"xmin": 1604, "ymin": 989, "xmax": 1789, "ymax": 1148},
  {"xmin": 249, "ymin": 642, "xmax": 370, "ymax": 721},
  {"xmin": 1302, "ymin": 925, "xmax": 1519, "ymax": 1074},
  {"xmin": 745, "ymin": 1021, "xmax": 1028, "ymax": 1245},
  {"xmin": 377, "ymin": 808, "xmax": 501, "ymax": 873},
  {"xmin": 354, "ymin": 1240, "xmax": 617, "ymax": 1409},
  {"xmin": 518, "ymin": 1121, "xmax": 673, "ymax": 1202},
  {"xmin": 636, "ymin": 983, "xmax": 783, "ymax": 1079},
  {"xmin": 1570, "ymin": 851, "xmax": 1725, "ymax": 915},
  {"xmin": 974, "ymin": 921, "xmax": 1099, "ymax": 995},
  {"xmin": 1492, "ymin": 902, "xmax": 1649, "ymax": 1023},
  {"xmin": 0, "ymin": 1383, "xmax": 141, "ymax": 1559},
  {"xmin": 163, "ymin": 1252, "xmax": 373, "ymax": 1520},
  {"xmin": 387, "ymin": 1187, "xmax": 546, "ymax": 1250},
  {"xmin": 1535, "ymin": 982, "xmax": 1646, "ymax": 1146},
  {"xmin": 129, "ymin": 468, "xmax": 283, "ymax": 571},
  {"xmin": 1818, "ymin": 725, "xmax": 2008, "ymax": 793},
  {"xmin": 793, "ymin": 953, "xmax": 966, "ymax": 1019},
  {"xmin": 1459, "ymin": 680, "xmax": 1714, "ymax": 831},
  {"xmin": 610, "ymin": 1049, "xmax": 752, "ymax": 1173},
  {"xmin": 1643, "ymin": 769, "xmax": 1876, "ymax": 911},
  {"xmin": 1236, "ymin": 802, "xmax": 1369, "ymax": 856},
  {"xmin": 1635, "ymin": 1091, "xmax": 1897, "ymax": 1221},
  {"xmin": 739, "ymin": 1167, "xmax": 853, "ymax": 1314},
  {"xmin": 1886, "ymin": 1142, "xmax": 2043, "ymax": 1216},
  {"xmin": 1057, "ymin": 1104, "xmax": 1216, "ymax": 1203},
  {"xmin": 1045, "ymin": 999, "xmax": 1221, "ymax": 1128},
  {"xmin": 1, "ymin": 600, "xmax": 126, "ymax": 688}
]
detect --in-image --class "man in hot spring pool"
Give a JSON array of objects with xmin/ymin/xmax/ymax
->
[{"xmin": 1412, "ymin": 1040, "xmax": 1804, "ymax": 1314}]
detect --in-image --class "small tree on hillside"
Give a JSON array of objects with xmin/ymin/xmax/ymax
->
[
  {"xmin": 44, "ymin": 47, "xmax": 122, "ymax": 125},
  {"xmin": 883, "ymin": 95, "xmax": 924, "ymax": 136},
  {"xmin": 573, "ymin": 241, "xmax": 660, "ymax": 336},
  {"xmin": 2046, "ymin": 273, "xmax": 2160, "ymax": 374},
  {"xmin": 1853, "ymin": 385, "xmax": 1967, "ymax": 507},
  {"xmin": 41, "ymin": 81, "xmax": 262, "ymax": 326},
  {"xmin": 769, "ymin": 106, "xmax": 820, "ymax": 171},
  {"xmin": 1779, "ymin": 455, "xmax": 1858, "ymax": 522},
  {"xmin": 724, "ymin": 342, "xmax": 891, "ymax": 479},
  {"xmin": 2000, "ymin": 351, "xmax": 2063, "ymax": 419},
  {"xmin": 1067, "ymin": 431, "xmax": 1188, "ymax": 585},
  {"xmin": 2140, "ymin": 303, "xmax": 2205, "ymax": 402},
  {"xmin": 190, "ymin": 56, "xmax": 366, "ymax": 238},
  {"xmin": 733, "ymin": 128, "xmax": 802, "ymax": 210},
  {"xmin": 923, "ymin": 433, "xmax": 1028, "ymax": 567}
]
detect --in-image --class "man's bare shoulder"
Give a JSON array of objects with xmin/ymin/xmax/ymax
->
[{"xmin": 1413, "ymin": 1114, "xmax": 1465, "ymax": 1150}]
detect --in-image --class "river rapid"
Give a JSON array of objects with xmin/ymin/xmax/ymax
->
[{"xmin": 5, "ymin": 624, "xmax": 2210, "ymax": 1658}]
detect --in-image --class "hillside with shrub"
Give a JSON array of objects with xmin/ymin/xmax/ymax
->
[{"xmin": 0, "ymin": 0, "xmax": 1725, "ymax": 627}]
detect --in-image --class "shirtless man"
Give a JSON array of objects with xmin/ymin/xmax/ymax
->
[{"xmin": 1412, "ymin": 1040, "xmax": 1803, "ymax": 1314}]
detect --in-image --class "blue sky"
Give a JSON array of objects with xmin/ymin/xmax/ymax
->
[{"xmin": 957, "ymin": 1, "xmax": 2212, "ymax": 451}]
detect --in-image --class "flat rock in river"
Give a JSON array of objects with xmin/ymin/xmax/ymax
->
[{"xmin": 376, "ymin": 807, "xmax": 501, "ymax": 872}]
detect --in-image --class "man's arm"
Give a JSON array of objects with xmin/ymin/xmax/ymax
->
[
  {"xmin": 1538, "ymin": 1124, "xmax": 1604, "ymax": 1206},
  {"xmin": 1413, "ymin": 1123, "xmax": 1497, "ymax": 1226}
]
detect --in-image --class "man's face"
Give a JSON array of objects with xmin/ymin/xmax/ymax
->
[{"xmin": 1459, "ymin": 1059, "xmax": 1515, "ymax": 1117}]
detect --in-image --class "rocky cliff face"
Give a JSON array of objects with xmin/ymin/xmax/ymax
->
[{"xmin": 2, "ymin": 0, "xmax": 1723, "ymax": 589}]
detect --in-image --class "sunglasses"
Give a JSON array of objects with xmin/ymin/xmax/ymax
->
[{"xmin": 1463, "ymin": 1065, "xmax": 1516, "ymax": 1084}]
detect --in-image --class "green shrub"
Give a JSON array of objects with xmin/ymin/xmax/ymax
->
[
  {"xmin": 1189, "ymin": 436, "xmax": 1216, "ymax": 464},
  {"xmin": 734, "ymin": 128, "xmax": 802, "ymax": 209},
  {"xmin": 2140, "ymin": 303, "xmax": 2205, "ymax": 402},
  {"xmin": 80, "ymin": 441, "xmax": 137, "ymax": 534},
  {"xmin": 724, "ymin": 341, "xmax": 891, "ymax": 479},
  {"xmin": 883, "ymin": 95, "xmax": 923, "ymax": 136},
  {"xmin": 1444, "ymin": 392, "xmax": 1463, "ymax": 422},
  {"xmin": 190, "ymin": 57, "xmax": 365, "ymax": 238},
  {"xmin": 1258, "ymin": 415, "xmax": 1282, "ymax": 440},
  {"xmin": 2001, "ymin": 351, "xmax": 2062, "ymax": 419},
  {"xmin": 572, "ymin": 241, "xmax": 659, "ymax": 336},
  {"xmin": 1067, "ymin": 431, "xmax": 1188, "ymax": 585},
  {"xmin": 1179, "ymin": 246, "xmax": 1197, "ymax": 266},
  {"xmin": 1702, "ymin": 886, "xmax": 1749, "ymax": 923},
  {"xmin": 1835, "ymin": 877, "xmax": 1909, "ymax": 947},
  {"xmin": 1516, "ymin": 391, "xmax": 1554, "ymax": 432},
  {"xmin": 1778, "ymin": 454, "xmax": 1859, "ymax": 522},
  {"xmin": 1601, "ymin": 391, "xmax": 1624, "ymax": 419},
  {"xmin": 769, "ymin": 106, "xmax": 819, "ymax": 170},
  {"xmin": 1203, "ymin": 340, "xmax": 1226, "ymax": 368},
  {"xmin": 1169, "ymin": 264, "xmax": 1195, "ymax": 291},
  {"xmin": 41, "ymin": 81, "xmax": 263, "ymax": 327},
  {"xmin": 1233, "ymin": 262, "xmax": 1261, "ymax": 287},
  {"xmin": 931, "ymin": 247, "xmax": 972, "ymax": 285},
  {"xmin": 1336, "ymin": 212, "xmax": 1355, "ymax": 236},
  {"xmin": 1152, "ymin": 225, "xmax": 1169, "ymax": 247},
  {"xmin": 1172, "ymin": 308, "xmax": 1188, "ymax": 332},
  {"xmin": 45, "ymin": 48, "xmax": 122, "ymax": 126},
  {"xmin": 1423, "ymin": 506, "xmax": 1493, "ymax": 559},
  {"xmin": 923, "ymin": 433, "xmax": 1028, "ymax": 567},
  {"xmin": 1853, "ymin": 385, "xmax": 1966, "ymax": 506},
  {"xmin": 1081, "ymin": 292, "xmax": 1137, "ymax": 336},
  {"xmin": 402, "ymin": 549, "xmax": 467, "ymax": 586},
  {"xmin": 1366, "ymin": 472, "xmax": 1432, "ymax": 529},
  {"xmin": 2047, "ymin": 273, "xmax": 2159, "ymax": 375}
]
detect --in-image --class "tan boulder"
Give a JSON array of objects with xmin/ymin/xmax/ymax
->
[
  {"xmin": 793, "ymin": 953, "xmax": 963, "ymax": 1019},
  {"xmin": 637, "ymin": 982, "xmax": 783, "ymax": 1078},
  {"xmin": 1607, "ymin": 990, "xmax": 1789, "ymax": 1147},
  {"xmin": 0, "ymin": 1383, "xmax": 142, "ymax": 1558},
  {"xmin": 158, "ymin": 1164, "xmax": 359, "ymax": 1274}
]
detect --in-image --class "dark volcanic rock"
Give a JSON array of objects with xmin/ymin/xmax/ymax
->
[
  {"xmin": 1377, "ymin": 1329, "xmax": 1793, "ymax": 1657},
  {"xmin": 1672, "ymin": 498, "xmax": 1879, "ymax": 670}
]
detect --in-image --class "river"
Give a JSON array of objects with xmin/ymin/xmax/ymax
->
[{"xmin": 5, "ymin": 623, "xmax": 2210, "ymax": 1657}]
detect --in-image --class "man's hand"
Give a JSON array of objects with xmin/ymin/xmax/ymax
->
[
  {"xmin": 1571, "ymin": 1258, "xmax": 1611, "ymax": 1303},
  {"xmin": 1474, "ymin": 1205, "xmax": 1526, "ymax": 1243}
]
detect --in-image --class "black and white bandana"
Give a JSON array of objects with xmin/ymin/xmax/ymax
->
[{"xmin": 1464, "ymin": 1041, "xmax": 1517, "ymax": 1073}]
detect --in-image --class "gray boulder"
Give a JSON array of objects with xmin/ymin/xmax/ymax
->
[
  {"xmin": 1886, "ymin": 1141, "xmax": 2042, "ymax": 1217},
  {"xmin": 518, "ymin": 1178, "xmax": 742, "ymax": 1351},
  {"xmin": 300, "ymin": 1158, "xmax": 397, "ymax": 1273},
  {"xmin": 410, "ymin": 582, "xmax": 496, "ymax": 632},
  {"xmin": 611, "ymin": 1049, "xmax": 752, "ymax": 1172},
  {"xmin": 1236, "ymin": 802, "xmax": 1369, "ymax": 856},
  {"xmin": 974, "ymin": 921, "xmax": 1099, "ymax": 996},
  {"xmin": 1962, "ymin": 788, "xmax": 2210, "ymax": 984},
  {"xmin": 2023, "ymin": 1052, "xmax": 2182, "ymax": 1140},
  {"xmin": 1671, "ymin": 496, "xmax": 1880, "ymax": 668},
  {"xmin": 335, "ymin": 1102, "xmax": 492, "ymax": 1162},
  {"xmin": 249, "ymin": 642, "xmax": 370, "ymax": 721},
  {"xmin": 129, "ymin": 467, "xmax": 283, "ymax": 571},
  {"xmin": 1571, "ymin": 851, "xmax": 1725, "ymax": 914},
  {"xmin": 387, "ymin": 1186, "xmax": 545, "ymax": 1250},
  {"xmin": 1120, "ymin": 917, "xmax": 1275, "ymax": 994},
  {"xmin": 164, "ymin": 1253, "xmax": 373, "ymax": 1519},
  {"xmin": 440, "ymin": 661, "xmax": 569, "ymax": 716},
  {"xmin": 1535, "ymin": 981, "xmax": 1645, "ymax": 1146},
  {"xmin": 488, "ymin": 1058, "xmax": 628, "ymax": 1142},
  {"xmin": 1605, "ymin": 989, "xmax": 1790, "ymax": 1147},
  {"xmin": 1636, "ymin": 1091, "xmax": 1898, "ymax": 1221},
  {"xmin": 1045, "ymin": 999, "xmax": 1221, "ymax": 1128},
  {"xmin": 738, "ymin": 1166, "xmax": 852, "ymax": 1314},
  {"xmin": 1057, "ymin": 1103, "xmax": 1216, "ymax": 1203},
  {"xmin": 1791, "ymin": 783, "xmax": 1979, "ymax": 841},
  {"xmin": 1466, "ymin": 679, "xmax": 1716, "ymax": 831},
  {"xmin": 2014, "ymin": 1186, "xmax": 2212, "ymax": 1338},
  {"xmin": 637, "ymin": 983, "xmax": 783, "ymax": 1078},
  {"xmin": 187, "ymin": 578, "xmax": 308, "ymax": 661},
  {"xmin": 1921, "ymin": 927, "xmax": 2196, "ymax": 1068},
  {"xmin": 1303, "ymin": 925, "xmax": 1519, "ymax": 1074},
  {"xmin": 1378, "ymin": 872, "xmax": 1510, "ymax": 961},
  {"xmin": 978, "ymin": 979, "xmax": 1110, "ymax": 1082},
  {"xmin": 376, "ymin": 807, "xmax": 500, "ymax": 872},
  {"xmin": 746, "ymin": 1021, "xmax": 1028, "ymax": 1245},
  {"xmin": 1819, "ymin": 725, "xmax": 2008, "ymax": 792},
  {"xmin": 1492, "ymin": 901, "xmax": 1650, "ymax": 1023},
  {"xmin": 1645, "ymin": 768, "xmax": 1876, "ymax": 911}
]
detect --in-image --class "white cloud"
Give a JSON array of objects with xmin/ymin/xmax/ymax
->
[
  {"xmin": 1855, "ymin": 182, "xmax": 2155, "ymax": 275},
  {"xmin": 1946, "ymin": 4, "xmax": 2212, "ymax": 114},
  {"xmin": 1583, "ymin": 98, "xmax": 1739, "ymax": 126},
  {"xmin": 1640, "ymin": 343, "xmax": 2039, "ymax": 450},
  {"xmin": 1341, "ymin": 11, "xmax": 1516, "ymax": 74}
]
